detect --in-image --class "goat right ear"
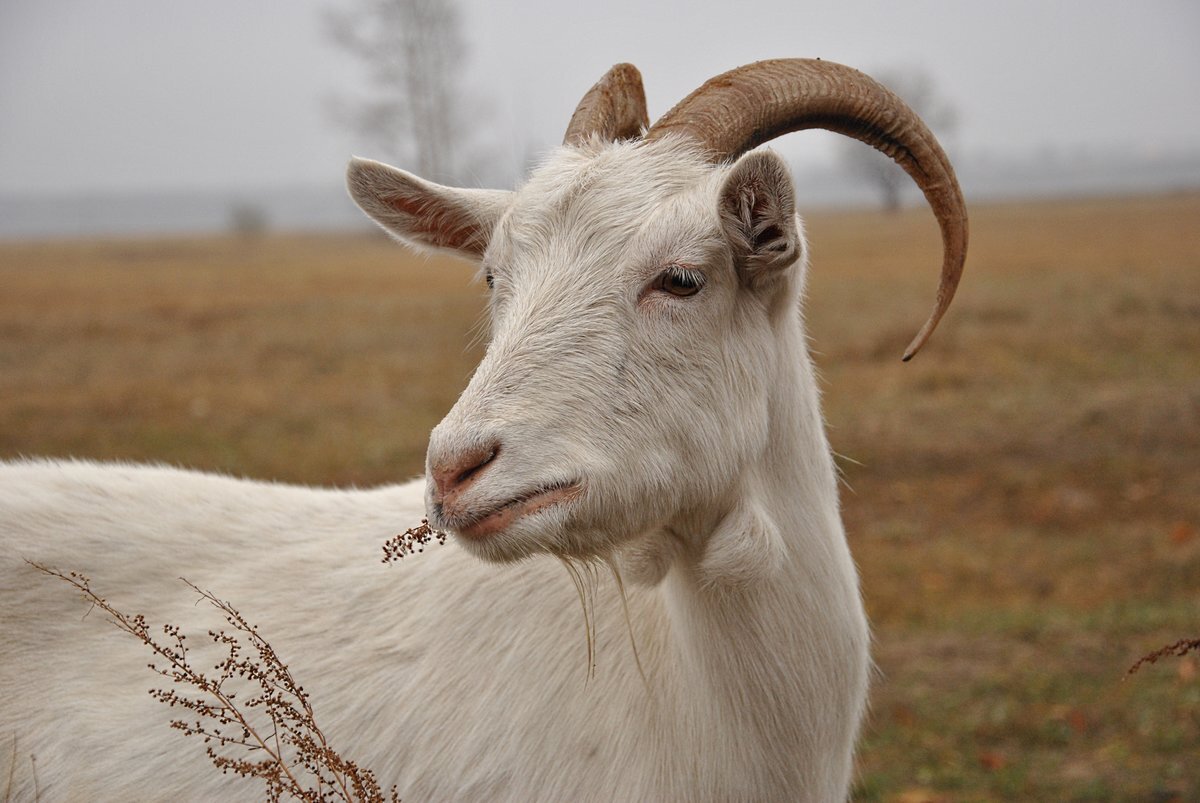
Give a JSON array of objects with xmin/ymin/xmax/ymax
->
[
  {"xmin": 717, "ymin": 150, "xmax": 801, "ymax": 285},
  {"xmin": 346, "ymin": 157, "xmax": 512, "ymax": 259}
]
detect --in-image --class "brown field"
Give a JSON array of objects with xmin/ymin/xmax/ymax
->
[{"xmin": 2, "ymin": 192, "xmax": 1198, "ymax": 800}]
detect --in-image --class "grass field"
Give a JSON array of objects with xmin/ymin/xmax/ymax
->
[{"xmin": 2, "ymin": 192, "xmax": 1197, "ymax": 800}]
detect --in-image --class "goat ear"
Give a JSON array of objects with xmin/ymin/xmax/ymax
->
[
  {"xmin": 718, "ymin": 150, "xmax": 801, "ymax": 283},
  {"xmin": 346, "ymin": 157, "xmax": 512, "ymax": 259}
]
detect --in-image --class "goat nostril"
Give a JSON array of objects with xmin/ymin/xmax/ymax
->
[
  {"xmin": 456, "ymin": 446, "xmax": 497, "ymax": 485},
  {"xmin": 433, "ymin": 442, "xmax": 500, "ymax": 499}
]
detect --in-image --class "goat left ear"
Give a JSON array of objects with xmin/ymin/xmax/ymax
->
[
  {"xmin": 718, "ymin": 150, "xmax": 800, "ymax": 283},
  {"xmin": 346, "ymin": 157, "xmax": 512, "ymax": 260}
]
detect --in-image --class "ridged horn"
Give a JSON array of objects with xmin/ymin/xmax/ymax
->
[
  {"xmin": 563, "ymin": 63, "xmax": 650, "ymax": 147},
  {"xmin": 646, "ymin": 58, "xmax": 967, "ymax": 360}
]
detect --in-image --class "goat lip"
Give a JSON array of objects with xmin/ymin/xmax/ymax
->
[{"xmin": 455, "ymin": 482, "xmax": 581, "ymax": 540}]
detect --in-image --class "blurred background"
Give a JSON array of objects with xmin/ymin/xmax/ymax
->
[
  {"xmin": 2, "ymin": 1, "xmax": 1198, "ymax": 800},
  {"xmin": 3, "ymin": 0, "xmax": 1199, "ymax": 236}
]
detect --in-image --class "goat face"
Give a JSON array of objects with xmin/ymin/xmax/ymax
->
[
  {"xmin": 348, "ymin": 138, "xmax": 806, "ymax": 563},
  {"xmin": 348, "ymin": 59, "xmax": 968, "ymax": 564}
]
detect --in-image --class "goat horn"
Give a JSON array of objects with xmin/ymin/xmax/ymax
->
[
  {"xmin": 645, "ymin": 58, "xmax": 967, "ymax": 360},
  {"xmin": 563, "ymin": 63, "xmax": 650, "ymax": 147}
]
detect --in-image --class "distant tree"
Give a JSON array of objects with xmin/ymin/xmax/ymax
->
[
  {"xmin": 326, "ymin": 0, "xmax": 483, "ymax": 185},
  {"xmin": 840, "ymin": 68, "xmax": 958, "ymax": 212},
  {"xmin": 228, "ymin": 201, "xmax": 269, "ymax": 239}
]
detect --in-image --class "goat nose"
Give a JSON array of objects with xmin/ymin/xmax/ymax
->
[{"xmin": 430, "ymin": 442, "xmax": 499, "ymax": 501}]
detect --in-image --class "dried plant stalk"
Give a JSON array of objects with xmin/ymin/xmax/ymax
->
[
  {"xmin": 381, "ymin": 519, "xmax": 446, "ymax": 564},
  {"xmin": 31, "ymin": 562, "xmax": 400, "ymax": 802},
  {"xmin": 1127, "ymin": 638, "xmax": 1200, "ymax": 676}
]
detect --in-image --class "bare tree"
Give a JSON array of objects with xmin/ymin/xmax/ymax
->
[
  {"xmin": 840, "ymin": 67, "xmax": 958, "ymax": 212},
  {"xmin": 327, "ymin": 0, "xmax": 480, "ymax": 185}
]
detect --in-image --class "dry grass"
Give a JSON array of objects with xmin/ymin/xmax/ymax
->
[
  {"xmin": 32, "ymin": 563, "xmax": 399, "ymax": 802},
  {"xmin": 2, "ymin": 192, "xmax": 1198, "ymax": 800},
  {"xmin": 803, "ymin": 193, "xmax": 1200, "ymax": 801},
  {"xmin": 0, "ymin": 233, "xmax": 485, "ymax": 484}
]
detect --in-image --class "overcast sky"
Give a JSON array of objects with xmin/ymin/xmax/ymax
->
[{"xmin": 2, "ymin": 0, "xmax": 1197, "ymax": 195}]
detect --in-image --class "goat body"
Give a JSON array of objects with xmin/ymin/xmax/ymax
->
[
  {"xmin": 1, "ymin": 60, "xmax": 967, "ymax": 801},
  {"xmin": 1, "ymin": 344, "xmax": 864, "ymax": 801}
]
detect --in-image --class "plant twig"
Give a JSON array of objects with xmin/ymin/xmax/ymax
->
[
  {"xmin": 1127, "ymin": 638, "xmax": 1200, "ymax": 677},
  {"xmin": 31, "ymin": 561, "xmax": 399, "ymax": 802},
  {"xmin": 381, "ymin": 519, "xmax": 446, "ymax": 564}
]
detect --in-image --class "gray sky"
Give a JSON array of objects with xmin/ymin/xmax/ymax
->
[{"xmin": 2, "ymin": 0, "xmax": 1198, "ymax": 195}]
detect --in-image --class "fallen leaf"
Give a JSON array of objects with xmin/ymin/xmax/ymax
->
[
  {"xmin": 1066, "ymin": 708, "xmax": 1088, "ymax": 734},
  {"xmin": 1179, "ymin": 656, "xmax": 1197, "ymax": 683}
]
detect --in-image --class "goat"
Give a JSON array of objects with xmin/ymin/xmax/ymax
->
[{"xmin": 0, "ymin": 59, "xmax": 967, "ymax": 801}]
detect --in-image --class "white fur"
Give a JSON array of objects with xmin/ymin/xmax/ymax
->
[{"xmin": 1, "ymin": 137, "xmax": 869, "ymax": 801}]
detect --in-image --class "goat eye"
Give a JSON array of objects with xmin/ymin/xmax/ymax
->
[
  {"xmin": 485, "ymin": 272, "xmax": 494, "ymax": 289},
  {"xmin": 654, "ymin": 266, "xmax": 705, "ymax": 298}
]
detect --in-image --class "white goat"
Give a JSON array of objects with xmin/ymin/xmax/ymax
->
[{"xmin": 0, "ymin": 59, "xmax": 966, "ymax": 801}]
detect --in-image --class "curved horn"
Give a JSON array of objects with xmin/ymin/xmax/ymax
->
[
  {"xmin": 563, "ymin": 63, "xmax": 650, "ymax": 147},
  {"xmin": 646, "ymin": 58, "xmax": 967, "ymax": 360}
]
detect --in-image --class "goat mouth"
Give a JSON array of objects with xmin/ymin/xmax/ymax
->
[{"xmin": 454, "ymin": 481, "xmax": 581, "ymax": 541}]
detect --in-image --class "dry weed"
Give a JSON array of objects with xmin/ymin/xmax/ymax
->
[
  {"xmin": 1127, "ymin": 638, "xmax": 1200, "ymax": 677},
  {"xmin": 381, "ymin": 519, "xmax": 446, "ymax": 563},
  {"xmin": 31, "ymin": 562, "xmax": 400, "ymax": 802}
]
